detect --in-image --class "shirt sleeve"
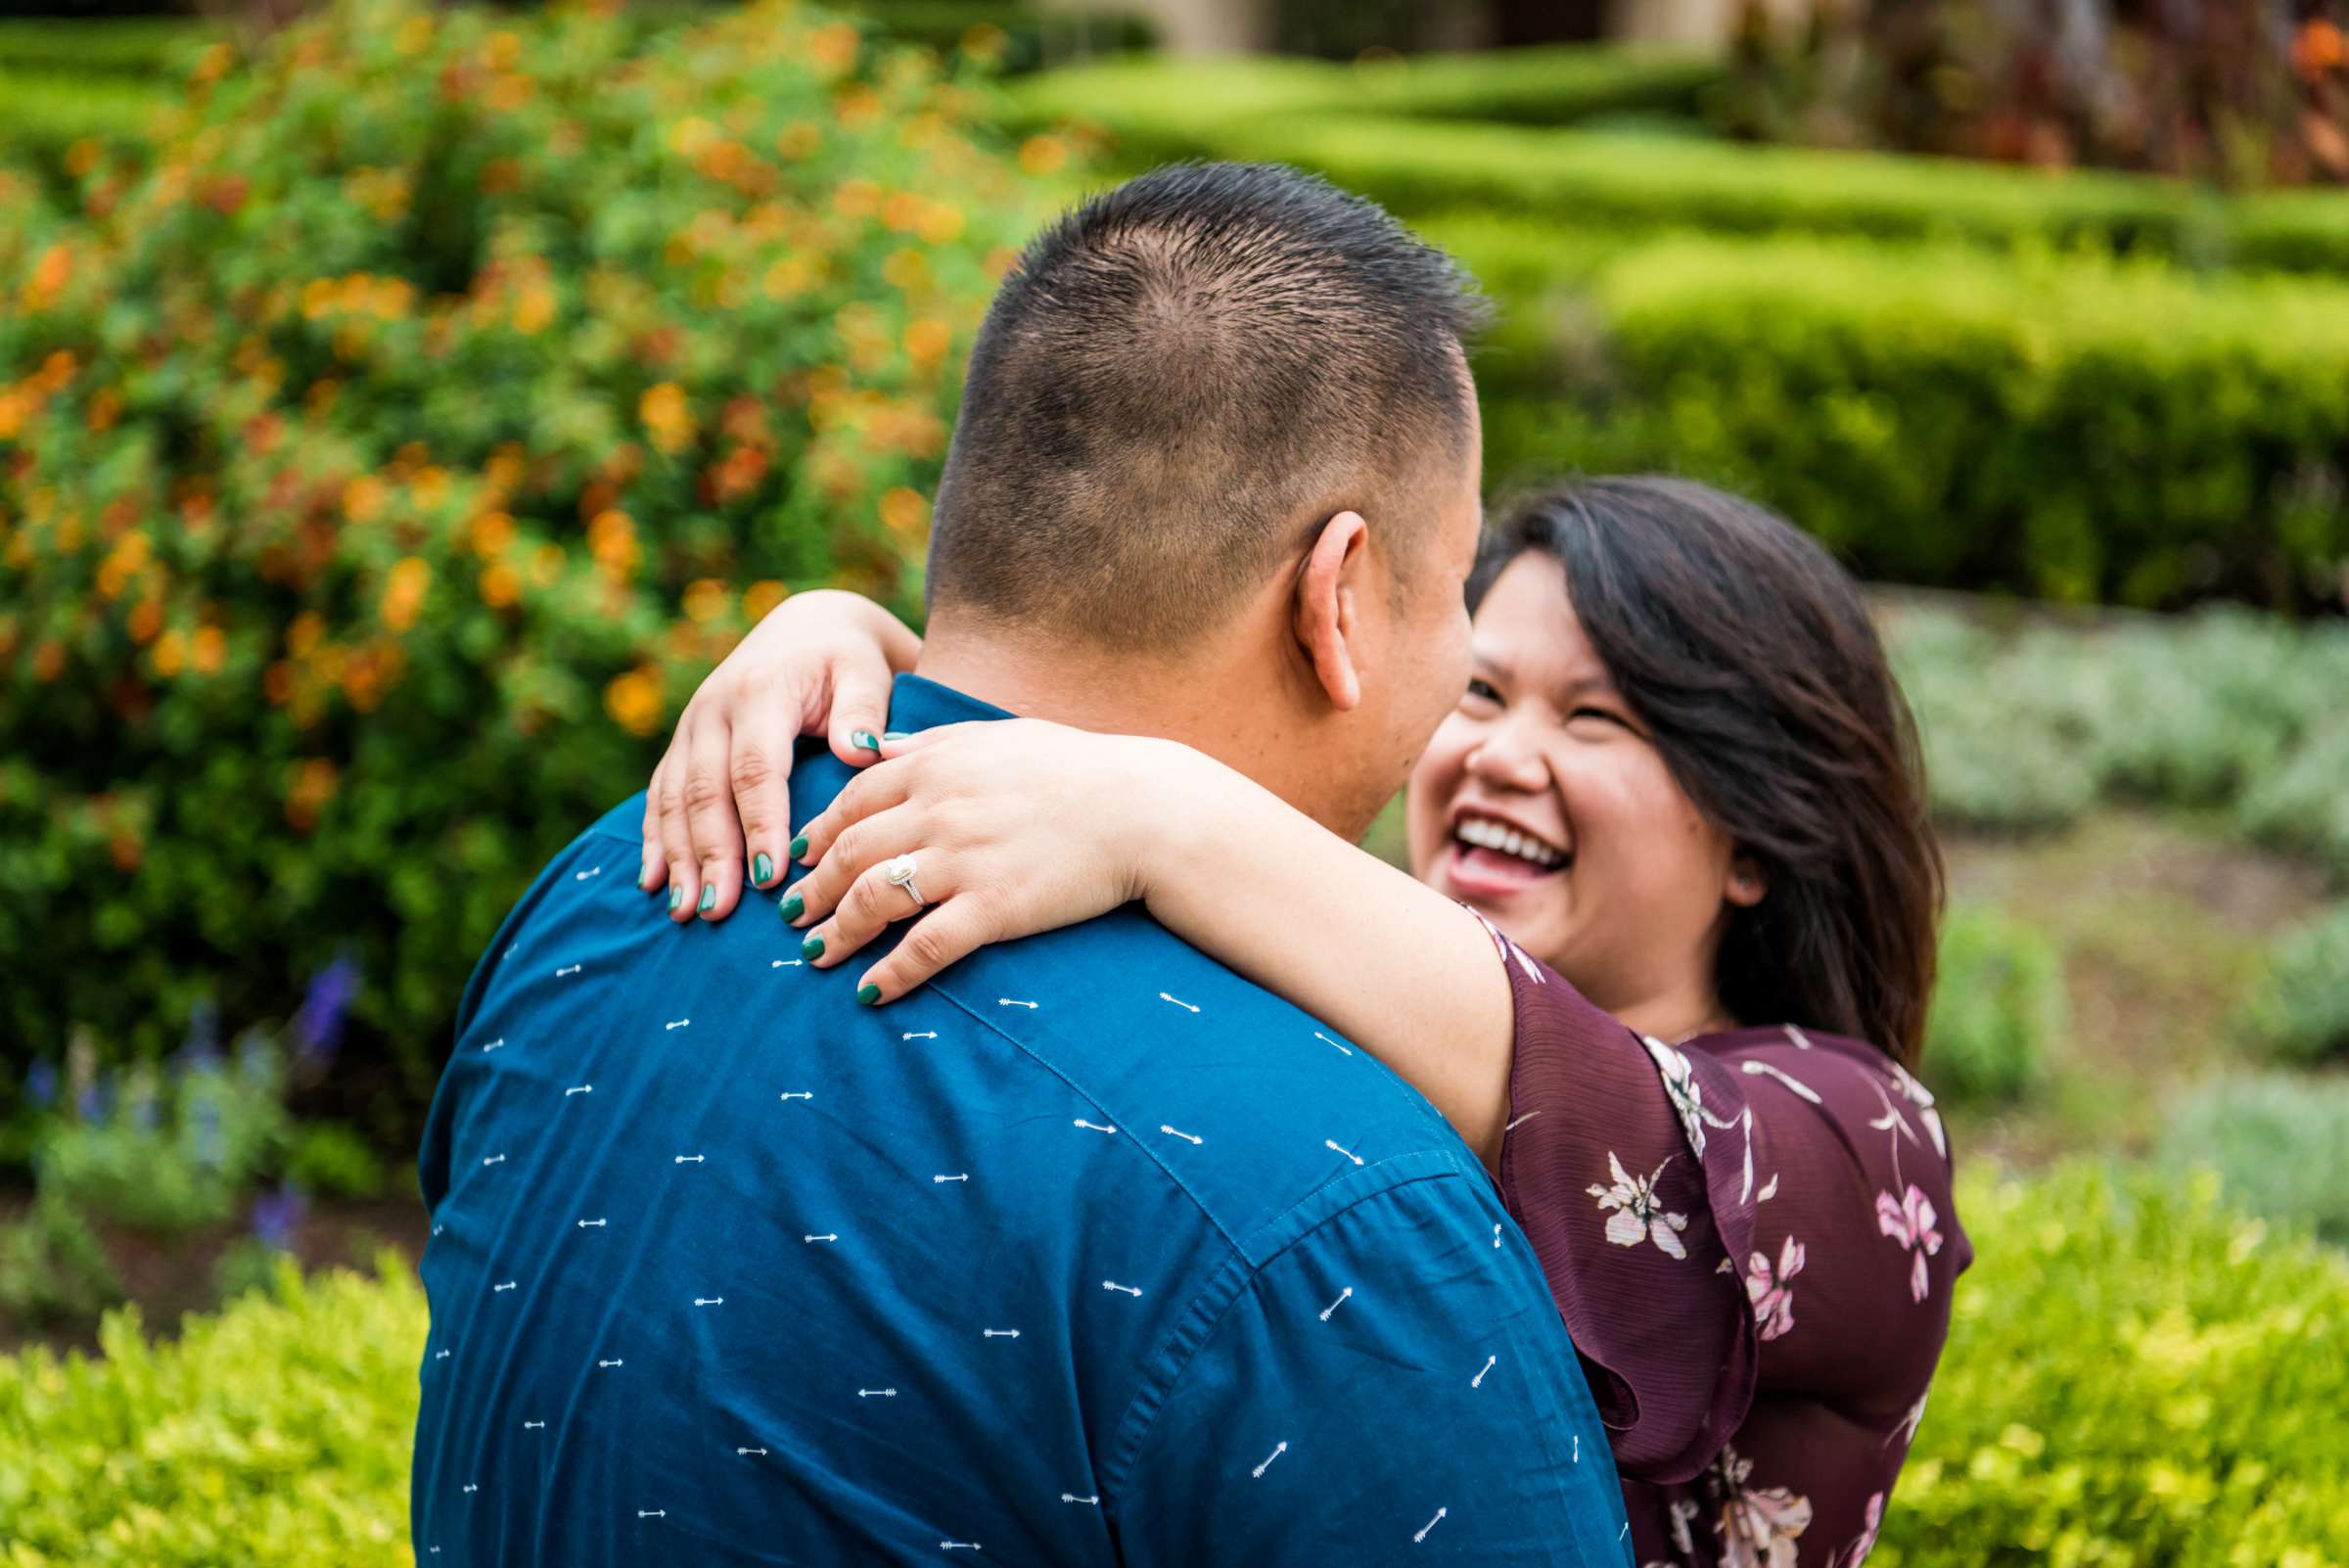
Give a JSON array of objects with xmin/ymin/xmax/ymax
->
[
  {"xmin": 1108, "ymin": 1164, "xmax": 1634, "ymax": 1568},
  {"xmin": 1487, "ymin": 919, "xmax": 1968, "ymax": 1505}
]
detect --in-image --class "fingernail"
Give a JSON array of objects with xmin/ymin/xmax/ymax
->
[
  {"xmin": 852, "ymin": 730, "xmax": 882, "ymax": 753},
  {"xmin": 856, "ymin": 983, "xmax": 881, "ymax": 1005},
  {"xmin": 789, "ymin": 833, "xmax": 809, "ymax": 860},
  {"xmin": 801, "ymin": 933, "xmax": 825, "ymax": 960},
  {"xmin": 668, "ymin": 884, "xmax": 684, "ymax": 911},
  {"xmin": 779, "ymin": 893, "xmax": 805, "ymax": 922},
  {"xmin": 698, "ymin": 884, "xmax": 716, "ymax": 913},
  {"xmin": 882, "ymin": 731, "xmax": 910, "ymax": 742},
  {"xmin": 753, "ymin": 853, "xmax": 775, "ymax": 886}
]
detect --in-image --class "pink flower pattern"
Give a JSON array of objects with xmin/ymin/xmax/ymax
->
[
  {"xmin": 1745, "ymin": 1233, "xmax": 1806, "ymax": 1340},
  {"xmin": 1874, "ymin": 1183, "xmax": 1944, "ymax": 1304}
]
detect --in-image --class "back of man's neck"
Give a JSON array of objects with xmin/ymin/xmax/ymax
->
[{"xmin": 912, "ymin": 628, "xmax": 1199, "ymax": 741}]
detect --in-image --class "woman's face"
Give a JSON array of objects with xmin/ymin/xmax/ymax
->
[{"xmin": 1405, "ymin": 551, "xmax": 1758, "ymax": 1029}]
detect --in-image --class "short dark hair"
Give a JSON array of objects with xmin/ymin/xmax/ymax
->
[
  {"xmin": 1472, "ymin": 477, "xmax": 1947, "ymax": 1067},
  {"xmin": 926, "ymin": 161, "xmax": 1488, "ymax": 647}
]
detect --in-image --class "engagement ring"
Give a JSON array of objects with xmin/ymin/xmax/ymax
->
[{"xmin": 883, "ymin": 854, "xmax": 925, "ymax": 907}]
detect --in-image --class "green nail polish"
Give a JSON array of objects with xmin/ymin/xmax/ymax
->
[
  {"xmin": 779, "ymin": 893, "xmax": 805, "ymax": 922},
  {"xmin": 852, "ymin": 730, "xmax": 882, "ymax": 753},
  {"xmin": 789, "ymin": 834, "xmax": 809, "ymax": 860},
  {"xmin": 882, "ymin": 731, "xmax": 910, "ymax": 742},
  {"xmin": 856, "ymin": 983, "xmax": 881, "ymax": 1006},
  {"xmin": 753, "ymin": 853, "xmax": 775, "ymax": 885},
  {"xmin": 668, "ymin": 884, "xmax": 683, "ymax": 911},
  {"xmin": 698, "ymin": 884, "xmax": 716, "ymax": 912},
  {"xmin": 801, "ymin": 933, "xmax": 825, "ymax": 959}
]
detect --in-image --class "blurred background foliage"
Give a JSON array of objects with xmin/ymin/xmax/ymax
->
[{"xmin": 3, "ymin": 0, "xmax": 2348, "ymax": 1558}]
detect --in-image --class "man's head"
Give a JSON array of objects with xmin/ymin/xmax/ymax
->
[{"xmin": 921, "ymin": 161, "xmax": 1488, "ymax": 837}]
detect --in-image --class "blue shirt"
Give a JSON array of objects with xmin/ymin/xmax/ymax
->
[{"xmin": 414, "ymin": 674, "xmax": 1630, "ymax": 1566}]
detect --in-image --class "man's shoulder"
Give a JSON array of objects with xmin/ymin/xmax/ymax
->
[{"xmin": 921, "ymin": 905, "xmax": 1481, "ymax": 1266}]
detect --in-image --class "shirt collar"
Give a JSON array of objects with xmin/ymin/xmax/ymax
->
[{"xmin": 884, "ymin": 672, "xmax": 1016, "ymax": 735}]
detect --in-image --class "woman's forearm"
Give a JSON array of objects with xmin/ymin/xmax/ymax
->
[{"xmin": 1143, "ymin": 749, "xmax": 1514, "ymax": 1170}]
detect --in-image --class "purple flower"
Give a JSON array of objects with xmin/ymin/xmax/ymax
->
[
  {"xmin": 293, "ymin": 955, "xmax": 361, "ymax": 1064},
  {"xmin": 25, "ymin": 1059, "xmax": 58, "ymax": 1108},
  {"xmin": 176, "ymin": 1000, "xmax": 223, "ymax": 1074},
  {"xmin": 250, "ymin": 1183, "xmax": 308, "ymax": 1252},
  {"xmin": 77, "ymin": 1075, "xmax": 114, "ymax": 1124}
]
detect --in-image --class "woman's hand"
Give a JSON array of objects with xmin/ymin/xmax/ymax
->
[
  {"xmin": 640, "ymin": 589, "xmax": 921, "ymax": 921},
  {"xmin": 782, "ymin": 719, "xmax": 1190, "ymax": 1002}
]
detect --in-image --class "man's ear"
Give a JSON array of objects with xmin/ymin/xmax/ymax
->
[{"xmin": 1293, "ymin": 511, "xmax": 1369, "ymax": 712}]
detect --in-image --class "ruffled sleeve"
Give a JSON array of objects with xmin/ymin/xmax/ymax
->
[{"xmin": 1480, "ymin": 913, "xmax": 1970, "ymax": 1503}]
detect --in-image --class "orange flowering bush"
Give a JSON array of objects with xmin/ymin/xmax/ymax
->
[{"xmin": 0, "ymin": 0, "xmax": 1041, "ymax": 1109}]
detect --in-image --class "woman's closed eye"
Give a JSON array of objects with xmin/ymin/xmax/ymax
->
[{"xmin": 1464, "ymin": 677, "xmax": 1503, "ymax": 708}]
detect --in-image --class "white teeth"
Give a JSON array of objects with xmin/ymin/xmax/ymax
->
[{"xmin": 1453, "ymin": 816, "xmax": 1565, "ymax": 869}]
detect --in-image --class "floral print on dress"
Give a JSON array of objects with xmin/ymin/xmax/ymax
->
[
  {"xmin": 1714, "ymin": 1445, "xmax": 1814, "ymax": 1568},
  {"xmin": 1590, "ymin": 1149, "xmax": 1691, "ymax": 1259},
  {"xmin": 1827, "ymin": 1492, "xmax": 1884, "ymax": 1568},
  {"xmin": 1875, "ymin": 1183, "xmax": 1944, "ymax": 1303},
  {"xmin": 1642, "ymin": 1034, "xmax": 1722, "ymax": 1160},
  {"xmin": 1745, "ymin": 1233, "xmax": 1805, "ymax": 1340}
]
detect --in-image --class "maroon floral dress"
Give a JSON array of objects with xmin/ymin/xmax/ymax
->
[{"xmin": 1477, "ymin": 915, "xmax": 1972, "ymax": 1568}]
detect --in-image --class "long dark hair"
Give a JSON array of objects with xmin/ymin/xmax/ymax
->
[{"xmin": 1469, "ymin": 477, "xmax": 1945, "ymax": 1068}]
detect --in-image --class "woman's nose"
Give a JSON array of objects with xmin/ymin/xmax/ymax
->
[{"xmin": 1466, "ymin": 723, "xmax": 1550, "ymax": 794}]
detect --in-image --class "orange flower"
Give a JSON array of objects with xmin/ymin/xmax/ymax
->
[
  {"xmin": 683, "ymin": 577, "xmax": 730, "ymax": 625},
  {"xmin": 2297, "ymin": 19, "xmax": 2345, "ymax": 77},
  {"xmin": 481, "ymin": 561, "xmax": 523, "ymax": 608},
  {"xmin": 918, "ymin": 202, "xmax": 964, "ymax": 245},
  {"xmin": 743, "ymin": 579, "xmax": 789, "ymax": 621},
  {"xmin": 344, "ymin": 474, "xmax": 389, "ymax": 524},
  {"xmin": 807, "ymin": 21, "xmax": 860, "ymax": 78},
  {"xmin": 604, "ymin": 667, "xmax": 664, "ymax": 737},
  {"xmin": 639, "ymin": 382, "xmax": 695, "ymax": 455},
  {"xmin": 834, "ymin": 178, "xmax": 882, "ymax": 219},
  {"xmin": 904, "ymin": 318, "xmax": 950, "ymax": 364},
  {"xmin": 32, "ymin": 639, "xmax": 64, "ymax": 683},
  {"xmin": 285, "ymin": 757, "xmax": 340, "ymax": 832},
  {"xmin": 191, "ymin": 624, "xmax": 226, "ymax": 675},
  {"xmin": 126, "ymin": 599, "xmax": 163, "ymax": 644},
  {"xmin": 382, "ymin": 555, "xmax": 433, "ymax": 632},
  {"xmin": 879, "ymin": 486, "xmax": 931, "ymax": 544},
  {"xmin": 263, "ymin": 661, "xmax": 294, "ymax": 705},
  {"xmin": 471, "ymin": 510, "xmax": 517, "ymax": 556},
  {"xmin": 287, "ymin": 610, "xmax": 325, "ymax": 659},
  {"xmin": 152, "ymin": 629, "xmax": 186, "ymax": 679},
  {"xmin": 1019, "ymin": 136, "xmax": 1069, "ymax": 177},
  {"xmin": 776, "ymin": 121, "xmax": 821, "ymax": 161}
]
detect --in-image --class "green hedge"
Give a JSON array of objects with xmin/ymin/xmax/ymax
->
[
  {"xmin": 0, "ymin": 1257, "xmax": 421, "ymax": 1568},
  {"xmin": 0, "ymin": 0, "xmax": 1040, "ymax": 1105},
  {"xmin": 0, "ymin": 18, "xmax": 223, "ymax": 78},
  {"xmin": 2154, "ymin": 1072, "xmax": 2349, "ymax": 1244},
  {"xmin": 1879, "ymin": 1162, "xmax": 2349, "ymax": 1566},
  {"xmin": 6, "ymin": 1162, "xmax": 2344, "ymax": 1566},
  {"xmin": 1922, "ymin": 903, "xmax": 2064, "ymax": 1104},
  {"xmin": 1489, "ymin": 236, "xmax": 2349, "ymax": 608}
]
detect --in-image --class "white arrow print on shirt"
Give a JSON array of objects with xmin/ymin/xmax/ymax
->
[
  {"xmin": 599, "ymin": 1359, "xmax": 623, "ymax": 1368},
  {"xmin": 566, "ymin": 1084, "xmax": 591, "ymax": 1096},
  {"xmin": 675, "ymin": 1154, "xmax": 705, "ymax": 1165},
  {"xmin": 779, "ymin": 1091, "xmax": 812, "ymax": 1102},
  {"xmin": 1493, "ymin": 1223, "xmax": 1502, "ymax": 1249},
  {"xmin": 575, "ymin": 866, "xmax": 601, "ymax": 881},
  {"xmin": 1472, "ymin": 1355, "xmax": 1497, "ymax": 1388},
  {"xmin": 666, "ymin": 1018, "xmax": 690, "ymax": 1031},
  {"xmin": 1159, "ymin": 992, "xmax": 1199, "ymax": 1013},
  {"xmin": 1252, "ymin": 1441, "xmax": 1288, "ymax": 1478},
  {"xmin": 524, "ymin": 1420, "xmax": 546, "ymax": 1430},
  {"xmin": 805, "ymin": 1233, "xmax": 837, "ymax": 1244},
  {"xmin": 1073, "ymin": 1119, "xmax": 1118, "ymax": 1135},
  {"xmin": 694, "ymin": 1297, "xmax": 723, "ymax": 1307},
  {"xmin": 435, "ymin": 1349, "xmax": 451, "ymax": 1360},
  {"xmin": 577, "ymin": 1218, "xmax": 606, "ymax": 1228},
  {"xmin": 941, "ymin": 1544, "xmax": 981, "ymax": 1552},
  {"xmin": 1415, "ymin": 1507, "xmax": 1448, "ymax": 1543},
  {"xmin": 1319, "ymin": 1287, "xmax": 1353, "ymax": 1321},
  {"xmin": 934, "ymin": 1174, "xmax": 968, "ymax": 1183},
  {"xmin": 859, "ymin": 1388, "xmax": 897, "ymax": 1398},
  {"xmin": 638, "ymin": 1510, "xmax": 665, "ymax": 1519},
  {"xmin": 1324, "ymin": 1138, "xmax": 1363, "ymax": 1166},
  {"xmin": 997, "ymin": 997, "xmax": 1037, "ymax": 1009},
  {"xmin": 773, "ymin": 959, "xmax": 802, "ymax": 968},
  {"xmin": 483, "ymin": 1153, "xmax": 506, "ymax": 1166},
  {"xmin": 481, "ymin": 1038, "xmax": 505, "ymax": 1053},
  {"xmin": 738, "ymin": 1448, "xmax": 766, "ymax": 1456},
  {"xmin": 983, "ymin": 1329, "xmax": 1020, "ymax": 1338},
  {"xmin": 1160, "ymin": 1125, "xmax": 1203, "ymax": 1144},
  {"xmin": 492, "ymin": 1281, "xmax": 517, "ymax": 1292},
  {"xmin": 903, "ymin": 1031, "xmax": 938, "ymax": 1040},
  {"xmin": 1313, "ymin": 1031, "xmax": 1353, "ymax": 1056},
  {"xmin": 555, "ymin": 963, "xmax": 581, "ymax": 977},
  {"xmin": 1102, "ymin": 1280, "xmax": 1142, "ymax": 1297},
  {"xmin": 463, "ymin": 1484, "xmax": 479, "ymax": 1495},
  {"xmin": 1062, "ymin": 1494, "xmax": 1099, "ymax": 1505}
]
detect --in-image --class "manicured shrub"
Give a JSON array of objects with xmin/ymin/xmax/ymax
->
[
  {"xmin": 0, "ymin": 1256, "xmax": 424, "ymax": 1568},
  {"xmin": 1922, "ymin": 902, "xmax": 2064, "ymax": 1103},
  {"xmin": 1878, "ymin": 1160, "xmax": 2349, "ymax": 1567},
  {"xmin": 0, "ymin": 0, "xmax": 1041, "ymax": 1104},
  {"xmin": 2152, "ymin": 1071, "xmax": 2349, "ymax": 1244},
  {"xmin": 2237, "ymin": 719, "xmax": 2349, "ymax": 883},
  {"xmin": 1564, "ymin": 236, "xmax": 2349, "ymax": 607},
  {"xmin": 2248, "ymin": 902, "xmax": 2349, "ymax": 1066},
  {"xmin": 1884, "ymin": 608, "xmax": 2103, "ymax": 833}
]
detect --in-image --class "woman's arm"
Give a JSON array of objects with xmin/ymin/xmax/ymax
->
[
  {"xmin": 786, "ymin": 720, "xmax": 1516, "ymax": 1168},
  {"xmin": 638, "ymin": 589, "xmax": 921, "ymax": 922}
]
